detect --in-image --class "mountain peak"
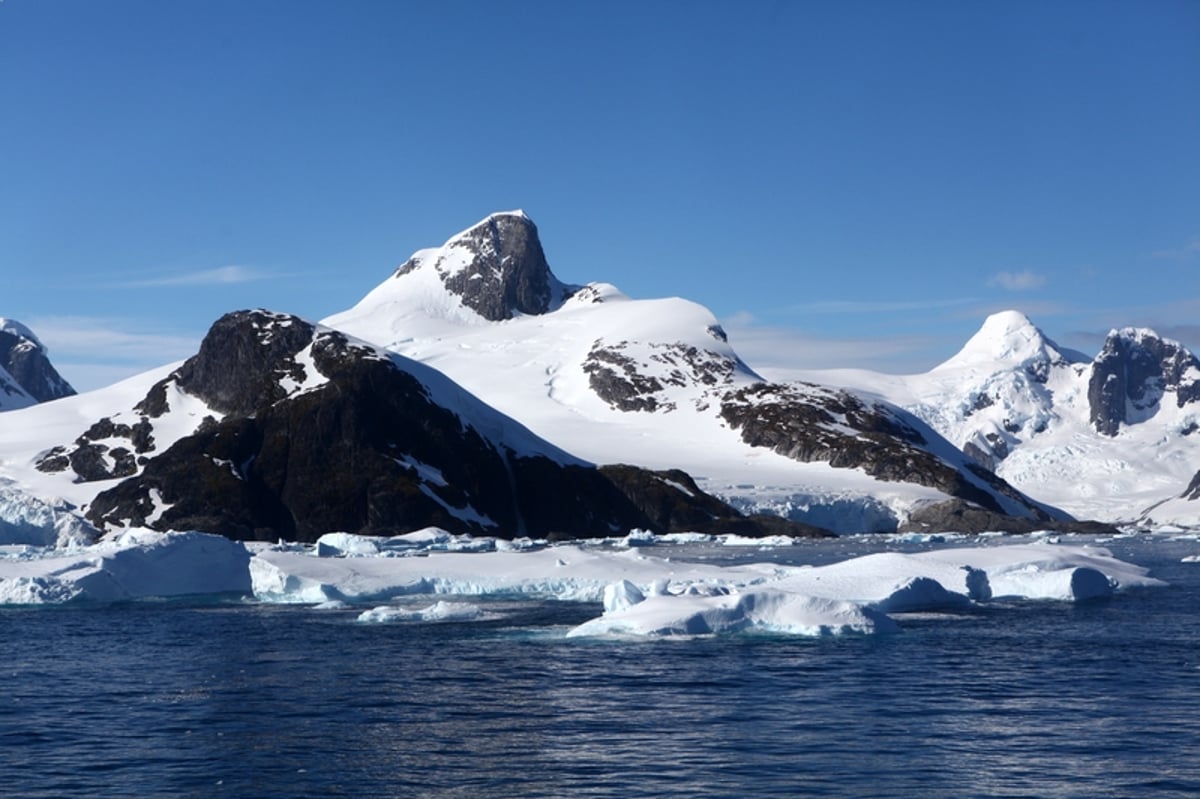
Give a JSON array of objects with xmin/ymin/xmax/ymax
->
[
  {"xmin": 0, "ymin": 318, "xmax": 75, "ymax": 404},
  {"xmin": 1088, "ymin": 324, "xmax": 1200, "ymax": 435},
  {"xmin": 0, "ymin": 318, "xmax": 45, "ymax": 351},
  {"xmin": 935, "ymin": 310, "xmax": 1083, "ymax": 374},
  {"xmin": 391, "ymin": 211, "xmax": 576, "ymax": 322}
]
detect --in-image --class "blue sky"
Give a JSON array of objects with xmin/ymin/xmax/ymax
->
[{"xmin": 2, "ymin": 0, "xmax": 1198, "ymax": 391}]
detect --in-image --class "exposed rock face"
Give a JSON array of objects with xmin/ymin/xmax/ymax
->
[
  {"xmin": 583, "ymin": 334, "xmax": 751, "ymax": 414},
  {"xmin": 395, "ymin": 212, "xmax": 575, "ymax": 321},
  {"xmin": 1088, "ymin": 328, "xmax": 1200, "ymax": 436},
  {"xmin": 0, "ymin": 366, "xmax": 32, "ymax": 409},
  {"xmin": 899, "ymin": 500, "xmax": 1118, "ymax": 535},
  {"xmin": 0, "ymin": 319, "xmax": 75, "ymax": 404},
  {"xmin": 583, "ymin": 343, "xmax": 671, "ymax": 412},
  {"xmin": 83, "ymin": 310, "xmax": 828, "ymax": 541},
  {"xmin": 720, "ymin": 381, "xmax": 1059, "ymax": 523},
  {"xmin": 1181, "ymin": 471, "xmax": 1200, "ymax": 502}
]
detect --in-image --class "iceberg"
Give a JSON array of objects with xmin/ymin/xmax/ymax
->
[
  {"xmin": 0, "ymin": 480, "xmax": 98, "ymax": 548},
  {"xmin": 0, "ymin": 528, "xmax": 1167, "ymax": 639},
  {"xmin": 357, "ymin": 600, "xmax": 486, "ymax": 623},
  {"xmin": 567, "ymin": 589, "xmax": 898, "ymax": 637},
  {"xmin": 0, "ymin": 529, "xmax": 251, "ymax": 604}
]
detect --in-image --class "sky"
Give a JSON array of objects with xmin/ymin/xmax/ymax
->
[{"xmin": 2, "ymin": 0, "xmax": 1198, "ymax": 392}]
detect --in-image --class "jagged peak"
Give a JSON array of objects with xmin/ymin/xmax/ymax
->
[
  {"xmin": 1102, "ymin": 325, "xmax": 1184, "ymax": 350},
  {"xmin": 1094, "ymin": 326, "xmax": 1200, "ymax": 377},
  {"xmin": 935, "ymin": 310, "xmax": 1083, "ymax": 372}
]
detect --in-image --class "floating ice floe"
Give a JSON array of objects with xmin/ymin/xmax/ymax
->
[
  {"xmin": 0, "ymin": 529, "xmax": 251, "ymax": 604},
  {"xmin": 567, "ymin": 588, "xmax": 898, "ymax": 637},
  {"xmin": 357, "ymin": 600, "xmax": 486, "ymax": 623},
  {"xmin": 0, "ymin": 529, "xmax": 1168, "ymax": 640}
]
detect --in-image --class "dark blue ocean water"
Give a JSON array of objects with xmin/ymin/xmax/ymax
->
[{"xmin": 2, "ymin": 536, "xmax": 1199, "ymax": 799}]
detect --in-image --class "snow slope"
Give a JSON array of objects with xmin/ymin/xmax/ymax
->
[{"xmin": 0, "ymin": 363, "xmax": 190, "ymax": 516}]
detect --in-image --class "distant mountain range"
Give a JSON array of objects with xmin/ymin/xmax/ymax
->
[
  {"xmin": 792, "ymin": 309, "xmax": 1200, "ymax": 529},
  {"xmin": 3, "ymin": 212, "xmax": 1198, "ymax": 543}
]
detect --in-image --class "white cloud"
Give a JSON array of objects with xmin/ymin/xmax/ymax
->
[
  {"xmin": 125, "ymin": 265, "xmax": 269, "ymax": 287},
  {"xmin": 25, "ymin": 315, "xmax": 201, "ymax": 392},
  {"xmin": 29, "ymin": 316, "xmax": 199, "ymax": 361},
  {"xmin": 720, "ymin": 316, "xmax": 949, "ymax": 377},
  {"xmin": 780, "ymin": 297, "xmax": 978, "ymax": 315},
  {"xmin": 1151, "ymin": 239, "xmax": 1200, "ymax": 260},
  {"xmin": 987, "ymin": 270, "xmax": 1046, "ymax": 291}
]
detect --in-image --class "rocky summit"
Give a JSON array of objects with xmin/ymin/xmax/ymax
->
[
  {"xmin": 1087, "ymin": 327, "xmax": 1200, "ymax": 437},
  {"xmin": 393, "ymin": 211, "xmax": 577, "ymax": 322}
]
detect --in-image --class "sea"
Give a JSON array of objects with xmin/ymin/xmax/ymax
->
[{"xmin": 2, "ymin": 534, "xmax": 1199, "ymax": 799}]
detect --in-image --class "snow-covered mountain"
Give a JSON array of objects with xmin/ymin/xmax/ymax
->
[
  {"xmin": 0, "ymin": 318, "xmax": 75, "ymax": 406},
  {"xmin": 0, "ymin": 309, "xmax": 823, "ymax": 543},
  {"xmin": 795, "ymin": 310, "xmax": 1200, "ymax": 529},
  {"xmin": 324, "ymin": 211, "xmax": 1069, "ymax": 534},
  {"xmin": 9, "ymin": 212, "xmax": 1165, "ymax": 541}
]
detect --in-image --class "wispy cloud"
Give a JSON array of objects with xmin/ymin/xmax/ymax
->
[
  {"xmin": 124, "ymin": 265, "xmax": 272, "ymax": 287},
  {"xmin": 720, "ymin": 316, "xmax": 949, "ymax": 377},
  {"xmin": 987, "ymin": 270, "xmax": 1046, "ymax": 291},
  {"xmin": 25, "ymin": 315, "xmax": 202, "ymax": 391},
  {"xmin": 779, "ymin": 297, "xmax": 978, "ymax": 315},
  {"xmin": 29, "ymin": 316, "xmax": 199, "ymax": 361},
  {"xmin": 1151, "ymin": 239, "xmax": 1200, "ymax": 261}
]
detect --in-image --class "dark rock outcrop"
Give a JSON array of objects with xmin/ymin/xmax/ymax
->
[
  {"xmin": 0, "ymin": 321, "xmax": 75, "ymax": 403},
  {"xmin": 720, "ymin": 381, "xmax": 1060, "ymax": 523},
  {"xmin": 1088, "ymin": 328, "xmax": 1200, "ymax": 436},
  {"xmin": 1181, "ymin": 470, "xmax": 1200, "ymax": 502},
  {"xmin": 583, "ymin": 338, "xmax": 752, "ymax": 414},
  {"xmin": 395, "ymin": 212, "xmax": 574, "ymax": 322},
  {"xmin": 84, "ymin": 310, "xmax": 828, "ymax": 542},
  {"xmin": 899, "ymin": 499, "xmax": 1119, "ymax": 536}
]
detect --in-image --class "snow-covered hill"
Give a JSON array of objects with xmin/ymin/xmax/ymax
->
[
  {"xmin": 324, "ymin": 212, "xmax": 1066, "ymax": 533},
  {"xmin": 791, "ymin": 311, "xmax": 1200, "ymax": 529}
]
